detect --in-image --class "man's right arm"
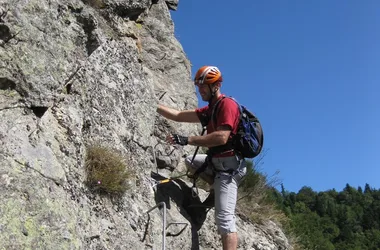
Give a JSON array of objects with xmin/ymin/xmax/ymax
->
[{"xmin": 157, "ymin": 104, "xmax": 200, "ymax": 123}]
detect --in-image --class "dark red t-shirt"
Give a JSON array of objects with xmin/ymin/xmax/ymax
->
[{"xmin": 195, "ymin": 95, "xmax": 240, "ymax": 139}]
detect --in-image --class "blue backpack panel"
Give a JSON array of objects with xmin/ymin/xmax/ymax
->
[{"xmin": 212, "ymin": 96, "xmax": 264, "ymax": 159}]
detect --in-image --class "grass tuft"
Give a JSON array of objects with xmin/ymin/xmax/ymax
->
[
  {"xmin": 237, "ymin": 158, "xmax": 284, "ymax": 223},
  {"xmin": 85, "ymin": 145, "xmax": 130, "ymax": 195}
]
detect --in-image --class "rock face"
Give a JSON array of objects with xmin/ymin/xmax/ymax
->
[{"xmin": 0, "ymin": 0, "xmax": 291, "ymax": 249}]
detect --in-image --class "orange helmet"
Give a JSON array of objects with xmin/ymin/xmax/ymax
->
[{"xmin": 194, "ymin": 66, "xmax": 223, "ymax": 85}]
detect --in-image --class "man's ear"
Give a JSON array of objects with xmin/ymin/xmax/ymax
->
[{"xmin": 213, "ymin": 82, "xmax": 222, "ymax": 90}]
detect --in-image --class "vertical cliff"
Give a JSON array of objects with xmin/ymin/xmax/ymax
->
[{"xmin": 0, "ymin": 0, "xmax": 291, "ymax": 249}]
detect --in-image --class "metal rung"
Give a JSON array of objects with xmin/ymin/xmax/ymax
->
[{"xmin": 145, "ymin": 202, "xmax": 189, "ymax": 250}]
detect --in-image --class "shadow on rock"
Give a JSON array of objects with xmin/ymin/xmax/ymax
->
[{"xmin": 151, "ymin": 171, "xmax": 210, "ymax": 231}]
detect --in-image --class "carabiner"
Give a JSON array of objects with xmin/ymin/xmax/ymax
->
[{"xmin": 191, "ymin": 185, "xmax": 199, "ymax": 198}]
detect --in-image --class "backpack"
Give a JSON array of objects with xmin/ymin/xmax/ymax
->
[{"xmin": 211, "ymin": 96, "xmax": 264, "ymax": 159}]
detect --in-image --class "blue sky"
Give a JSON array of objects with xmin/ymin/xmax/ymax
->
[{"xmin": 170, "ymin": 1, "xmax": 380, "ymax": 193}]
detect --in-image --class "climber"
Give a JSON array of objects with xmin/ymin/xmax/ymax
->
[{"xmin": 156, "ymin": 65, "xmax": 247, "ymax": 250}]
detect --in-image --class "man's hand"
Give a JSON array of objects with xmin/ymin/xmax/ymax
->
[{"xmin": 167, "ymin": 134, "xmax": 188, "ymax": 146}]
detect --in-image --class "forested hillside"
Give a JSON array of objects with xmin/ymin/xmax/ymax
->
[{"xmin": 272, "ymin": 183, "xmax": 380, "ymax": 250}]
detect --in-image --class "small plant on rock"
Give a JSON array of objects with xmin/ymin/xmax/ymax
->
[{"xmin": 85, "ymin": 145, "xmax": 130, "ymax": 195}]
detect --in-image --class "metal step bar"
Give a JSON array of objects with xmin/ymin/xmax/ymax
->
[{"xmin": 145, "ymin": 201, "xmax": 189, "ymax": 250}]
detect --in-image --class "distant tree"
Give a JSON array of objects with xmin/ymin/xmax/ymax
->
[
  {"xmin": 365, "ymin": 229, "xmax": 380, "ymax": 249},
  {"xmin": 364, "ymin": 183, "xmax": 372, "ymax": 194},
  {"xmin": 289, "ymin": 210, "xmax": 334, "ymax": 250},
  {"xmin": 296, "ymin": 186, "xmax": 317, "ymax": 211},
  {"xmin": 326, "ymin": 188, "xmax": 339, "ymax": 199},
  {"xmin": 281, "ymin": 183, "xmax": 287, "ymax": 198},
  {"xmin": 316, "ymin": 192, "xmax": 337, "ymax": 218}
]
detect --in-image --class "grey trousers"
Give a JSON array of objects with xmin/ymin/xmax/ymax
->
[{"xmin": 185, "ymin": 154, "xmax": 247, "ymax": 234}]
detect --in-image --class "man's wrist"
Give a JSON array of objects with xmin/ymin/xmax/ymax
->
[{"xmin": 187, "ymin": 136, "xmax": 193, "ymax": 146}]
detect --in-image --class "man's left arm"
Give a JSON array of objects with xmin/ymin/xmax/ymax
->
[
  {"xmin": 168, "ymin": 98, "xmax": 238, "ymax": 147},
  {"xmin": 168, "ymin": 125, "xmax": 231, "ymax": 147},
  {"xmin": 188, "ymin": 126, "xmax": 231, "ymax": 147}
]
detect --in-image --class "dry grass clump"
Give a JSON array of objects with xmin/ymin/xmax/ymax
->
[
  {"xmin": 237, "ymin": 160, "xmax": 285, "ymax": 224},
  {"xmin": 85, "ymin": 145, "xmax": 130, "ymax": 194}
]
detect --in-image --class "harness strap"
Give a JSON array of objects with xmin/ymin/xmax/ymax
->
[{"xmin": 190, "ymin": 155, "xmax": 211, "ymax": 197}]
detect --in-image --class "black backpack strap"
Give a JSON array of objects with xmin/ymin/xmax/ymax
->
[
  {"xmin": 210, "ymin": 96, "xmax": 227, "ymax": 130},
  {"xmin": 199, "ymin": 113, "xmax": 210, "ymax": 128},
  {"xmin": 190, "ymin": 154, "xmax": 212, "ymax": 198}
]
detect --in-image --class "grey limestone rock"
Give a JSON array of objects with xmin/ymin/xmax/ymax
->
[{"xmin": 0, "ymin": 0, "xmax": 292, "ymax": 249}]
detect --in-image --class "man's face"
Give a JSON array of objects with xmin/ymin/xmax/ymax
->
[{"xmin": 196, "ymin": 84, "xmax": 212, "ymax": 101}]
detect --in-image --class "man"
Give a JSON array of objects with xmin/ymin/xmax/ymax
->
[{"xmin": 156, "ymin": 65, "xmax": 247, "ymax": 250}]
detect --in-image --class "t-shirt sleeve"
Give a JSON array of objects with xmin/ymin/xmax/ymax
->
[
  {"xmin": 195, "ymin": 106, "xmax": 208, "ymax": 118},
  {"xmin": 215, "ymin": 98, "xmax": 240, "ymax": 133},
  {"xmin": 195, "ymin": 106, "xmax": 210, "ymax": 126}
]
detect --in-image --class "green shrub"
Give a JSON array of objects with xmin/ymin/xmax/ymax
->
[{"xmin": 85, "ymin": 145, "xmax": 130, "ymax": 194}]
